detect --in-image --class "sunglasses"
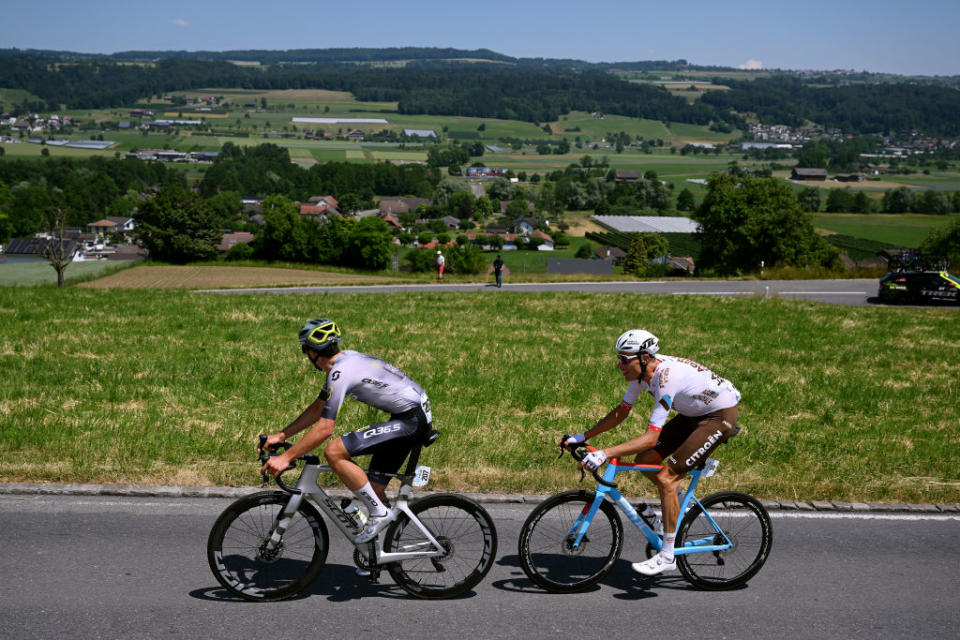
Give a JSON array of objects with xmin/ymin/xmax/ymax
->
[{"xmin": 617, "ymin": 354, "xmax": 639, "ymax": 365}]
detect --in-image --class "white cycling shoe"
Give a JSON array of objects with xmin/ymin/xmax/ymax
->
[
  {"xmin": 353, "ymin": 509, "xmax": 398, "ymax": 544},
  {"xmin": 632, "ymin": 553, "xmax": 677, "ymax": 576}
]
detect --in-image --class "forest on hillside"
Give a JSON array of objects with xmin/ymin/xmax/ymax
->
[{"xmin": 2, "ymin": 50, "xmax": 959, "ymax": 136}]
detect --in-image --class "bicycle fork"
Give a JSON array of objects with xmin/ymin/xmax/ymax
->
[{"xmin": 259, "ymin": 492, "xmax": 306, "ymax": 558}]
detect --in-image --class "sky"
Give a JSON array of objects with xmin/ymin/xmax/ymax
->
[{"xmin": 1, "ymin": 0, "xmax": 958, "ymax": 76}]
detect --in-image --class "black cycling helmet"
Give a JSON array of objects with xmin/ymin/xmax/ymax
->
[{"xmin": 299, "ymin": 318, "xmax": 342, "ymax": 355}]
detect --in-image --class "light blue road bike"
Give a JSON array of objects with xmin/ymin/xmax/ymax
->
[{"xmin": 518, "ymin": 444, "xmax": 772, "ymax": 592}]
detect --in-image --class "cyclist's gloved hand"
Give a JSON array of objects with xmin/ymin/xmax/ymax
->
[
  {"xmin": 260, "ymin": 432, "xmax": 286, "ymax": 453},
  {"xmin": 583, "ymin": 450, "xmax": 607, "ymax": 471},
  {"xmin": 559, "ymin": 433, "xmax": 586, "ymax": 451}
]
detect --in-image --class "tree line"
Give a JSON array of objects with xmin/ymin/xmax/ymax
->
[
  {"xmin": 0, "ymin": 54, "xmax": 711, "ymax": 125},
  {"xmin": 701, "ymin": 75, "xmax": 960, "ymax": 137}
]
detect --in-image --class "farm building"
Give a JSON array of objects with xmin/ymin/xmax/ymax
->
[
  {"xmin": 614, "ymin": 170, "xmax": 644, "ymax": 183},
  {"xmin": 791, "ymin": 167, "xmax": 828, "ymax": 181},
  {"xmin": 378, "ymin": 197, "xmax": 431, "ymax": 214},
  {"xmin": 403, "ymin": 129, "xmax": 437, "ymax": 138}
]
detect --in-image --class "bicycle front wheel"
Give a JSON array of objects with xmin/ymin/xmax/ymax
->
[
  {"xmin": 518, "ymin": 490, "xmax": 623, "ymax": 593},
  {"xmin": 384, "ymin": 494, "xmax": 498, "ymax": 599},
  {"xmin": 676, "ymin": 491, "xmax": 772, "ymax": 590},
  {"xmin": 207, "ymin": 491, "xmax": 329, "ymax": 601}
]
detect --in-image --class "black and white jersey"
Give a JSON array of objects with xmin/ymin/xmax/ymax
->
[{"xmin": 319, "ymin": 350, "xmax": 431, "ymax": 423}]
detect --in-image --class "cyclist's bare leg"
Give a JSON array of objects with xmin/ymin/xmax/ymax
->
[
  {"xmin": 324, "ymin": 437, "xmax": 389, "ymax": 501},
  {"xmin": 634, "ymin": 449, "xmax": 663, "ymax": 486},
  {"xmin": 655, "ymin": 466, "xmax": 685, "ymax": 540}
]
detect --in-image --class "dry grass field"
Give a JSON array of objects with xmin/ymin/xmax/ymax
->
[
  {"xmin": 77, "ymin": 266, "xmax": 405, "ymax": 289},
  {"xmin": 563, "ymin": 214, "xmax": 608, "ymax": 236}
]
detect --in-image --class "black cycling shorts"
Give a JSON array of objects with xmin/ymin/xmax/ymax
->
[
  {"xmin": 340, "ymin": 406, "xmax": 431, "ymax": 484},
  {"xmin": 653, "ymin": 406, "xmax": 738, "ymax": 473}
]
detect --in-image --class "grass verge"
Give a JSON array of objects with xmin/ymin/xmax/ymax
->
[{"xmin": 0, "ymin": 287, "xmax": 957, "ymax": 503}]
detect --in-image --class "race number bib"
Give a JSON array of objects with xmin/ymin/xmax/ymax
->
[{"xmin": 413, "ymin": 465, "xmax": 432, "ymax": 487}]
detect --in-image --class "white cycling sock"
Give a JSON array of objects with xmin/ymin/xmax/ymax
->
[
  {"xmin": 662, "ymin": 535, "xmax": 676, "ymax": 561},
  {"xmin": 354, "ymin": 482, "xmax": 388, "ymax": 518}
]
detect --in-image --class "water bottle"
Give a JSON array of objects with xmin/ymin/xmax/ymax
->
[
  {"xmin": 636, "ymin": 501, "xmax": 663, "ymax": 535},
  {"xmin": 341, "ymin": 498, "xmax": 368, "ymax": 526}
]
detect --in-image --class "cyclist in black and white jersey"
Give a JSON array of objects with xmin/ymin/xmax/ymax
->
[
  {"xmin": 261, "ymin": 318, "xmax": 433, "ymax": 543},
  {"xmin": 560, "ymin": 329, "xmax": 741, "ymax": 577}
]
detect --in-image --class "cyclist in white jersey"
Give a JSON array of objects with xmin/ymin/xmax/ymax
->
[
  {"xmin": 261, "ymin": 318, "xmax": 433, "ymax": 543},
  {"xmin": 559, "ymin": 329, "xmax": 740, "ymax": 577}
]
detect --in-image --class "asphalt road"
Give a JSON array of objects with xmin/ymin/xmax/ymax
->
[
  {"xmin": 2, "ymin": 494, "xmax": 958, "ymax": 640},
  {"xmin": 197, "ymin": 279, "xmax": 881, "ymax": 306}
]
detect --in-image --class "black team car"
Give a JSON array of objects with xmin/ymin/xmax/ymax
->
[{"xmin": 878, "ymin": 267, "xmax": 960, "ymax": 305}]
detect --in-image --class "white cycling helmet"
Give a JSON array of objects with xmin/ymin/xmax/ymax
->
[{"xmin": 615, "ymin": 329, "xmax": 659, "ymax": 357}]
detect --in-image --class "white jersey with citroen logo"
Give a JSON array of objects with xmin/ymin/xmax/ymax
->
[
  {"xmin": 621, "ymin": 355, "xmax": 740, "ymax": 430},
  {"xmin": 319, "ymin": 350, "xmax": 430, "ymax": 422}
]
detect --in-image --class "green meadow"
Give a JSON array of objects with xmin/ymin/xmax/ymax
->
[
  {"xmin": 813, "ymin": 214, "xmax": 958, "ymax": 247},
  {"xmin": 0, "ymin": 260, "xmax": 133, "ymax": 287},
  {"xmin": 1, "ymin": 286, "xmax": 957, "ymax": 504}
]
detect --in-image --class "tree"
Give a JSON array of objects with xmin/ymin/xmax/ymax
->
[
  {"xmin": 0, "ymin": 181, "xmax": 13, "ymax": 244},
  {"xmin": 9, "ymin": 183, "xmax": 51, "ymax": 237},
  {"xmin": 253, "ymin": 195, "xmax": 306, "ymax": 261},
  {"xmin": 42, "ymin": 207, "xmax": 71, "ymax": 288},
  {"xmin": 621, "ymin": 234, "xmax": 649, "ymax": 275},
  {"xmin": 575, "ymin": 243, "xmax": 594, "ymax": 259},
  {"xmin": 447, "ymin": 190, "xmax": 474, "ymax": 220},
  {"xmin": 135, "ymin": 185, "xmax": 221, "ymax": 264},
  {"xmin": 436, "ymin": 178, "xmax": 469, "ymax": 206},
  {"xmin": 916, "ymin": 190, "xmax": 952, "ymax": 215},
  {"xmin": 345, "ymin": 216, "xmax": 392, "ymax": 270},
  {"xmin": 825, "ymin": 188, "xmax": 852, "ymax": 213},
  {"xmin": 405, "ymin": 247, "xmax": 436, "ymax": 272},
  {"xmin": 621, "ymin": 233, "xmax": 669, "ymax": 275},
  {"xmin": 851, "ymin": 191, "xmax": 874, "ymax": 214},
  {"xmin": 882, "ymin": 187, "xmax": 913, "ymax": 213},
  {"xmin": 692, "ymin": 174, "xmax": 840, "ymax": 275},
  {"xmin": 676, "ymin": 188, "xmax": 696, "ymax": 212},
  {"xmin": 506, "ymin": 199, "xmax": 531, "ymax": 220},
  {"xmin": 920, "ymin": 216, "xmax": 960, "ymax": 268},
  {"xmin": 486, "ymin": 177, "xmax": 515, "ymax": 203},
  {"xmin": 206, "ymin": 191, "xmax": 243, "ymax": 227},
  {"xmin": 447, "ymin": 243, "xmax": 487, "ymax": 274},
  {"xmin": 798, "ymin": 187, "xmax": 821, "ymax": 212},
  {"xmin": 474, "ymin": 195, "xmax": 494, "ymax": 220}
]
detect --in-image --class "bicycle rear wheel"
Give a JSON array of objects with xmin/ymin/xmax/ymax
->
[
  {"xmin": 207, "ymin": 491, "xmax": 329, "ymax": 601},
  {"xmin": 518, "ymin": 490, "xmax": 623, "ymax": 593},
  {"xmin": 383, "ymin": 494, "xmax": 498, "ymax": 599},
  {"xmin": 676, "ymin": 491, "xmax": 772, "ymax": 590}
]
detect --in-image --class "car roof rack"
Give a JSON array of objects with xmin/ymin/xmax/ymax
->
[{"xmin": 879, "ymin": 250, "xmax": 948, "ymax": 273}]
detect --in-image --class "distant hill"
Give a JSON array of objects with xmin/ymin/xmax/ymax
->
[
  {"xmin": 1, "ymin": 48, "xmax": 958, "ymax": 137},
  {"xmin": 0, "ymin": 46, "xmax": 718, "ymax": 71}
]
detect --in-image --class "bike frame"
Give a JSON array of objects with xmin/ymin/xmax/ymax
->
[
  {"xmin": 269, "ymin": 461, "xmax": 447, "ymax": 565},
  {"xmin": 570, "ymin": 459, "xmax": 733, "ymax": 557}
]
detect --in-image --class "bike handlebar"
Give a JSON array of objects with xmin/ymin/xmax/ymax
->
[
  {"xmin": 258, "ymin": 434, "xmax": 302, "ymax": 494},
  {"xmin": 559, "ymin": 442, "xmax": 618, "ymax": 489}
]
